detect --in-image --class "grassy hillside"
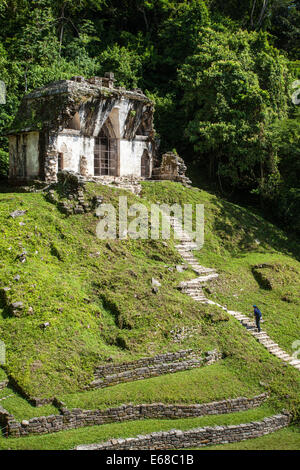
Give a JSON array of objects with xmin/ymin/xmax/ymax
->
[
  {"xmin": 0, "ymin": 181, "xmax": 299, "ymax": 420},
  {"xmin": 142, "ymin": 182, "xmax": 300, "ymax": 354}
]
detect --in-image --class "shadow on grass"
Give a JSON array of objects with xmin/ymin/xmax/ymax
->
[
  {"xmin": 0, "ymin": 182, "xmax": 29, "ymax": 194},
  {"xmin": 210, "ymin": 197, "xmax": 300, "ymax": 262}
]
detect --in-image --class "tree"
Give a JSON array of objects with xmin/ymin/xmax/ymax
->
[
  {"xmin": 178, "ymin": 28, "xmax": 290, "ymax": 194},
  {"xmin": 270, "ymin": 0, "xmax": 300, "ymax": 59},
  {"xmin": 97, "ymin": 44, "xmax": 142, "ymax": 88}
]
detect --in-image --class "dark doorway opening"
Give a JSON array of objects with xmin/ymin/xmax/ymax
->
[
  {"xmin": 141, "ymin": 150, "xmax": 150, "ymax": 177},
  {"xmin": 58, "ymin": 153, "xmax": 64, "ymax": 171},
  {"xmin": 94, "ymin": 123, "xmax": 118, "ymax": 176}
]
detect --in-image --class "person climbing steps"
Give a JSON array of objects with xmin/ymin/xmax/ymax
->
[{"xmin": 253, "ymin": 305, "xmax": 262, "ymax": 332}]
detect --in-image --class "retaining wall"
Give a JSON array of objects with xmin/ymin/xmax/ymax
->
[
  {"xmin": 0, "ymin": 350, "xmax": 222, "ymax": 406},
  {"xmin": 75, "ymin": 413, "xmax": 290, "ymax": 450},
  {"xmin": 88, "ymin": 349, "xmax": 221, "ymax": 390},
  {"xmin": 94, "ymin": 350, "xmax": 196, "ymax": 376},
  {"xmin": 1, "ymin": 394, "xmax": 267, "ymax": 438}
]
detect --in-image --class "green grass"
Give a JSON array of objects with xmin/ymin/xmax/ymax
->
[
  {"xmin": 0, "ymin": 386, "xmax": 57, "ymax": 420},
  {"xmin": 0, "ymin": 180, "xmax": 299, "ymax": 436},
  {"xmin": 141, "ymin": 182, "xmax": 300, "ymax": 355},
  {"xmin": 60, "ymin": 362, "xmax": 260, "ymax": 410},
  {"xmin": 0, "ymin": 183, "xmax": 202, "ymax": 397},
  {"xmin": 0, "ymin": 367, "xmax": 7, "ymax": 381},
  {"xmin": 59, "ymin": 315, "xmax": 300, "ymax": 419},
  {"xmin": 201, "ymin": 255, "xmax": 300, "ymax": 355},
  {"xmin": 0, "ymin": 404, "xmax": 276, "ymax": 450}
]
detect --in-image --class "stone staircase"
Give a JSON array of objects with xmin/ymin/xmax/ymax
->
[{"xmin": 168, "ymin": 216, "xmax": 300, "ymax": 373}]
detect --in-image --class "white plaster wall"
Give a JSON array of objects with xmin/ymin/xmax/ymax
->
[
  {"xmin": 119, "ymin": 98, "xmax": 132, "ymax": 138},
  {"xmin": 57, "ymin": 131, "xmax": 150, "ymax": 177},
  {"xmin": 56, "ymin": 132, "xmax": 94, "ymax": 175},
  {"xmin": 26, "ymin": 132, "xmax": 39, "ymax": 177},
  {"xmin": 82, "ymin": 136, "xmax": 95, "ymax": 175},
  {"xmin": 119, "ymin": 139, "xmax": 149, "ymax": 176},
  {"xmin": 55, "ymin": 98, "xmax": 152, "ymax": 177}
]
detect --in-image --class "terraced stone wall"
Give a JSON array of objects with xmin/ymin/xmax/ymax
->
[
  {"xmin": 75, "ymin": 413, "xmax": 290, "ymax": 450},
  {"xmin": 1, "ymin": 394, "xmax": 267, "ymax": 438}
]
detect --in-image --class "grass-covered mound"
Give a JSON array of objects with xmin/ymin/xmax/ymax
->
[
  {"xmin": 0, "ymin": 181, "xmax": 299, "ymax": 419},
  {"xmin": 141, "ymin": 182, "xmax": 300, "ymax": 354}
]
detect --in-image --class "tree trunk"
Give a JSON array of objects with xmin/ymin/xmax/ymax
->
[
  {"xmin": 59, "ymin": 4, "xmax": 66, "ymax": 55},
  {"xmin": 250, "ymin": 0, "xmax": 257, "ymax": 28},
  {"xmin": 24, "ymin": 67, "xmax": 28, "ymax": 92},
  {"xmin": 257, "ymin": 0, "xmax": 269, "ymax": 29}
]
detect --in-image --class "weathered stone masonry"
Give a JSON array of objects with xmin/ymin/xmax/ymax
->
[
  {"xmin": 1, "ymin": 349, "xmax": 221, "ymax": 408},
  {"xmin": 0, "ymin": 394, "xmax": 268, "ymax": 438},
  {"xmin": 88, "ymin": 349, "xmax": 221, "ymax": 390},
  {"xmin": 8, "ymin": 74, "xmax": 155, "ymax": 182},
  {"xmin": 76, "ymin": 414, "xmax": 290, "ymax": 450}
]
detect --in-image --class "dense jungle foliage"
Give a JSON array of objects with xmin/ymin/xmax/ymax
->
[{"xmin": 0, "ymin": 0, "xmax": 299, "ymax": 232}]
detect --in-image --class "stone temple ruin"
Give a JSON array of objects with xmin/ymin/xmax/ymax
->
[
  {"xmin": 7, "ymin": 73, "xmax": 190, "ymax": 185},
  {"xmin": 152, "ymin": 151, "xmax": 191, "ymax": 186}
]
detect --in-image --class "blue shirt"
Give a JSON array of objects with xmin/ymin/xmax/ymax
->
[{"xmin": 254, "ymin": 307, "xmax": 262, "ymax": 318}]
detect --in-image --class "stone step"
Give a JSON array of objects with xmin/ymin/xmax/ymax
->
[
  {"xmin": 260, "ymin": 342, "xmax": 279, "ymax": 349},
  {"xmin": 289, "ymin": 359, "xmax": 300, "ymax": 366},
  {"xmin": 256, "ymin": 335, "xmax": 274, "ymax": 341},
  {"xmin": 183, "ymin": 287, "xmax": 204, "ymax": 291},
  {"xmin": 177, "ymin": 244, "xmax": 194, "ymax": 247},
  {"xmin": 197, "ymin": 274, "xmax": 219, "ymax": 281},
  {"xmin": 182, "ymin": 283, "xmax": 203, "ymax": 287},
  {"xmin": 182, "ymin": 283, "xmax": 204, "ymax": 288},
  {"xmin": 274, "ymin": 353, "xmax": 288, "ymax": 359},
  {"xmin": 267, "ymin": 347, "xmax": 283, "ymax": 353},
  {"xmin": 274, "ymin": 354, "xmax": 293, "ymax": 362},
  {"xmin": 183, "ymin": 288, "xmax": 204, "ymax": 292},
  {"xmin": 258, "ymin": 338, "xmax": 277, "ymax": 344},
  {"xmin": 191, "ymin": 270, "xmax": 216, "ymax": 275},
  {"xmin": 252, "ymin": 332, "xmax": 269, "ymax": 338},
  {"xmin": 227, "ymin": 310, "xmax": 243, "ymax": 316},
  {"xmin": 184, "ymin": 291, "xmax": 205, "ymax": 295},
  {"xmin": 187, "ymin": 291, "xmax": 206, "ymax": 294},
  {"xmin": 270, "ymin": 349, "xmax": 287, "ymax": 356},
  {"xmin": 190, "ymin": 266, "xmax": 216, "ymax": 272},
  {"xmin": 274, "ymin": 353, "xmax": 291, "ymax": 360}
]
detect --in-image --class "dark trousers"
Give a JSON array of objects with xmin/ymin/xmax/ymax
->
[{"xmin": 255, "ymin": 316, "xmax": 261, "ymax": 332}]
